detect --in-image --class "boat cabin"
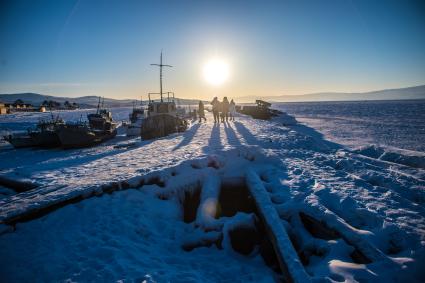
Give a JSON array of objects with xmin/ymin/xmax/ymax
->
[{"xmin": 148, "ymin": 101, "xmax": 176, "ymax": 117}]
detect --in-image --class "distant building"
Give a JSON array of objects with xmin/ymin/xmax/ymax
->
[{"xmin": 0, "ymin": 102, "xmax": 8, "ymax": 114}]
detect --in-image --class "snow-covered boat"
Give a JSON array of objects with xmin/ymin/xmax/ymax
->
[
  {"xmin": 141, "ymin": 97, "xmax": 188, "ymax": 140},
  {"xmin": 125, "ymin": 102, "xmax": 147, "ymax": 136},
  {"xmin": 237, "ymin": 100, "xmax": 282, "ymax": 120},
  {"xmin": 4, "ymin": 116, "xmax": 64, "ymax": 148},
  {"xmin": 4, "ymin": 132, "xmax": 35, "ymax": 148},
  {"xmin": 57, "ymin": 98, "xmax": 117, "ymax": 148},
  {"xmin": 140, "ymin": 52, "xmax": 188, "ymax": 140}
]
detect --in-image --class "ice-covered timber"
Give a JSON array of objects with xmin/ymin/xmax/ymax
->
[{"xmin": 245, "ymin": 168, "xmax": 312, "ymax": 283}]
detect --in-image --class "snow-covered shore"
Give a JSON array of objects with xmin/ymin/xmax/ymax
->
[{"xmin": 0, "ymin": 110, "xmax": 424, "ymax": 282}]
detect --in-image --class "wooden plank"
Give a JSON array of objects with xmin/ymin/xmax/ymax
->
[{"xmin": 245, "ymin": 169, "xmax": 311, "ymax": 283}]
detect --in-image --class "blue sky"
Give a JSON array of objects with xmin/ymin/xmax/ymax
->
[{"xmin": 0, "ymin": 0, "xmax": 424, "ymax": 99}]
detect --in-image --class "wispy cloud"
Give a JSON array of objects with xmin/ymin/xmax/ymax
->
[{"xmin": 38, "ymin": 82, "xmax": 86, "ymax": 87}]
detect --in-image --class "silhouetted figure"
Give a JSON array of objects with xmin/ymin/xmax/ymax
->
[
  {"xmin": 222, "ymin": 97, "xmax": 230, "ymax": 122},
  {"xmin": 211, "ymin": 97, "xmax": 220, "ymax": 123},
  {"xmin": 198, "ymin": 101, "xmax": 206, "ymax": 122},
  {"xmin": 229, "ymin": 99, "xmax": 236, "ymax": 121}
]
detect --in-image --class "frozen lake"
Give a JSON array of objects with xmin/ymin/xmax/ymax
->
[{"xmin": 275, "ymin": 99, "xmax": 425, "ymax": 152}]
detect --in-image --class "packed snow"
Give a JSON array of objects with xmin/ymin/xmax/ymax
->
[{"xmin": 0, "ymin": 105, "xmax": 424, "ymax": 282}]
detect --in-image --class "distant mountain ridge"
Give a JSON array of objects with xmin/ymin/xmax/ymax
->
[
  {"xmin": 0, "ymin": 93, "xmax": 203, "ymax": 107},
  {"xmin": 235, "ymin": 84, "xmax": 425, "ymax": 103},
  {"xmin": 1, "ymin": 84, "xmax": 424, "ymax": 106}
]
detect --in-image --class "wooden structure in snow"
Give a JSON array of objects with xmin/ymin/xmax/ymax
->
[{"xmin": 237, "ymin": 100, "xmax": 282, "ymax": 120}]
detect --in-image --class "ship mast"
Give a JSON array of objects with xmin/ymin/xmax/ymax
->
[{"xmin": 150, "ymin": 51, "xmax": 172, "ymax": 102}]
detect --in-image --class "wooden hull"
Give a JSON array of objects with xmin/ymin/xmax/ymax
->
[
  {"xmin": 4, "ymin": 135, "xmax": 39, "ymax": 148},
  {"xmin": 237, "ymin": 106, "xmax": 282, "ymax": 120},
  {"xmin": 58, "ymin": 126, "xmax": 117, "ymax": 149},
  {"xmin": 30, "ymin": 131, "xmax": 61, "ymax": 148},
  {"xmin": 141, "ymin": 114, "xmax": 187, "ymax": 140}
]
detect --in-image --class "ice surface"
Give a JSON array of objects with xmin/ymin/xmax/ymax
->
[{"xmin": 276, "ymin": 99, "xmax": 425, "ymax": 152}]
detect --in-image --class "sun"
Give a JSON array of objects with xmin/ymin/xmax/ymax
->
[{"xmin": 203, "ymin": 58, "xmax": 230, "ymax": 86}]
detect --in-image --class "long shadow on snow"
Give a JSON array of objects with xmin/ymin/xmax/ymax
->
[
  {"xmin": 223, "ymin": 122, "xmax": 242, "ymax": 146},
  {"xmin": 233, "ymin": 121, "xmax": 258, "ymax": 145},
  {"xmin": 173, "ymin": 123, "xmax": 201, "ymax": 151},
  {"xmin": 204, "ymin": 123, "xmax": 223, "ymax": 153}
]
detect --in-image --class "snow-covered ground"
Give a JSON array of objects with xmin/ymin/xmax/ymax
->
[{"xmin": 0, "ymin": 108, "xmax": 424, "ymax": 282}]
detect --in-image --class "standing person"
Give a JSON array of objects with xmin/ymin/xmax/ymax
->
[
  {"xmin": 198, "ymin": 101, "xmax": 206, "ymax": 122},
  {"xmin": 229, "ymin": 99, "xmax": 236, "ymax": 121},
  {"xmin": 211, "ymin": 97, "xmax": 220, "ymax": 123},
  {"xmin": 222, "ymin": 97, "xmax": 230, "ymax": 122}
]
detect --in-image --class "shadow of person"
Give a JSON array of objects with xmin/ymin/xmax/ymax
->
[
  {"xmin": 223, "ymin": 122, "xmax": 242, "ymax": 146},
  {"xmin": 233, "ymin": 121, "xmax": 257, "ymax": 145},
  {"xmin": 173, "ymin": 123, "xmax": 201, "ymax": 151},
  {"xmin": 203, "ymin": 123, "xmax": 222, "ymax": 153}
]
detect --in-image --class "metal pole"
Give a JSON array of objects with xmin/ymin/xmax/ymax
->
[
  {"xmin": 150, "ymin": 51, "xmax": 172, "ymax": 103},
  {"xmin": 160, "ymin": 52, "xmax": 163, "ymax": 102}
]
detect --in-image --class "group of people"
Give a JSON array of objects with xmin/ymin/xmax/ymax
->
[
  {"xmin": 210, "ymin": 97, "xmax": 236, "ymax": 123},
  {"xmin": 197, "ymin": 97, "xmax": 236, "ymax": 123}
]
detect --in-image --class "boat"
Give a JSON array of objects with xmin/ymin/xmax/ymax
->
[
  {"xmin": 57, "ymin": 98, "xmax": 117, "ymax": 148},
  {"xmin": 4, "ymin": 115, "xmax": 64, "ymax": 148},
  {"xmin": 140, "ymin": 52, "xmax": 188, "ymax": 140},
  {"xmin": 236, "ymin": 100, "xmax": 282, "ymax": 120},
  {"xmin": 4, "ymin": 132, "xmax": 37, "ymax": 148},
  {"xmin": 30, "ymin": 116, "xmax": 64, "ymax": 147},
  {"xmin": 125, "ymin": 100, "xmax": 147, "ymax": 136}
]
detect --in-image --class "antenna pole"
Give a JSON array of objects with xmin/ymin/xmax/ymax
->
[
  {"xmin": 151, "ymin": 51, "xmax": 172, "ymax": 103},
  {"xmin": 97, "ymin": 97, "xmax": 100, "ymax": 113},
  {"xmin": 160, "ymin": 52, "xmax": 163, "ymax": 102}
]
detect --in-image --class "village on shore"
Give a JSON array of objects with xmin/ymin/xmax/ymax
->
[{"xmin": 0, "ymin": 99, "xmax": 80, "ymax": 115}]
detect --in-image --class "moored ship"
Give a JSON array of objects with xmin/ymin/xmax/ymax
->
[
  {"xmin": 57, "ymin": 98, "xmax": 117, "ymax": 148},
  {"xmin": 141, "ymin": 52, "xmax": 188, "ymax": 140},
  {"xmin": 125, "ymin": 99, "xmax": 147, "ymax": 136},
  {"xmin": 4, "ymin": 115, "xmax": 64, "ymax": 148}
]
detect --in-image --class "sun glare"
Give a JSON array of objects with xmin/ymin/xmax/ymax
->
[{"xmin": 203, "ymin": 58, "xmax": 230, "ymax": 86}]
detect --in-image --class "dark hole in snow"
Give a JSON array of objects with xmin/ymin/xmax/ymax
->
[
  {"xmin": 288, "ymin": 233, "xmax": 310, "ymax": 266},
  {"xmin": 350, "ymin": 249, "xmax": 372, "ymax": 264},
  {"xmin": 190, "ymin": 163, "xmax": 202, "ymax": 169},
  {"xmin": 182, "ymin": 188, "xmax": 201, "ymax": 223},
  {"xmin": 157, "ymin": 194, "xmax": 169, "ymax": 200},
  {"xmin": 144, "ymin": 176, "xmax": 165, "ymax": 188},
  {"xmin": 227, "ymin": 219, "xmax": 285, "ymax": 278},
  {"xmin": 260, "ymin": 173, "xmax": 270, "ymax": 183},
  {"xmin": 299, "ymin": 212, "xmax": 373, "ymax": 265},
  {"xmin": 207, "ymin": 160, "xmax": 220, "ymax": 169},
  {"xmin": 180, "ymin": 180, "xmax": 285, "ymax": 279},
  {"xmin": 228, "ymin": 223, "xmax": 260, "ymax": 255},
  {"xmin": 299, "ymin": 212, "xmax": 340, "ymax": 240},
  {"xmin": 215, "ymin": 183, "xmax": 256, "ymax": 218},
  {"xmin": 386, "ymin": 239, "xmax": 403, "ymax": 255}
]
